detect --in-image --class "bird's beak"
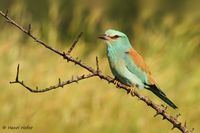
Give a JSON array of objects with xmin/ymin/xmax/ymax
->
[{"xmin": 98, "ymin": 34, "xmax": 109, "ymax": 40}]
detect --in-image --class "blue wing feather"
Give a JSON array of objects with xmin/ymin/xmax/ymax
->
[{"xmin": 123, "ymin": 53, "xmax": 148, "ymax": 84}]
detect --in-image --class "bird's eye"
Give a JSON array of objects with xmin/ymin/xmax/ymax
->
[{"xmin": 110, "ymin": 35, "xmax": 121, "ymax": 39}]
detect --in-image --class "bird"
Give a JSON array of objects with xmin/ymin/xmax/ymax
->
[{"xmin": 98, "ymin": 29, "xmax": 177, "ymax": 109}]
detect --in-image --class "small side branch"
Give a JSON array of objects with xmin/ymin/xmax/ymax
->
[
  {"xmin": 28, "ymin": 24, "xmax": 31, "ymax": 34},
  {"xmin": 96, "ymin": 56, "xmax": 100, "ymax": 73},
  {"xmin": 10, "ymin": 65, "xmax": 96, "ymax": 93},
  {"xmin": 67, "ymin": 32, "xmax": 83, "ymax": 54},
  {"xmin": 10, "ymin": 64, "xmax": 20, "ymax": 84},
  {"xmin": 16, "ymin": 64, "xmax": 20, "ymax": 82}
]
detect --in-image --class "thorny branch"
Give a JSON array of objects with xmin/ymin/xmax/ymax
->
[
  {"xmin": 0, "ymin": 10, "xmax": 194, "ymax": 133},
  {"xmin": 10, "ymin": 65, "xmax": 96, "ymax": 93}
]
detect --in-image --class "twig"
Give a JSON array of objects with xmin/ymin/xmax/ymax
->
[
  {"xmin": 0, "ymin": 10, "xmax": 194, "ymax": 133},
  {"xmin": 16, "ymin": 64, "xmax": 19, "ymax": 82},
  {"xmin": 96, "ymin": 56, "xmax": 100, "ymax": 73},
  {"xmin": 28, "ymin": 24, "xmax": 31, "ymax": 34},
  {"xmin": 10, "ymin": 65, "xmax": 96, "ymax": 92},
  {"xmin": 67, "ymin": 32, "xmax": 83, "ymax": 54}
]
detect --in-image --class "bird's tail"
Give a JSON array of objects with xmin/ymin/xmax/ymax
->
[{"xmin": 145, "ymin": 84, "xmax": 177, "ymax": 109}]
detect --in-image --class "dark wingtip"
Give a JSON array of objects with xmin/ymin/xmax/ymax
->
[
  {"xmin": 172, "ymin": 104, "xmax": 178, "ymax": 109},
  {"xmin": 145, "ymin": 84, "xmax": 178, "ymax": 109}
]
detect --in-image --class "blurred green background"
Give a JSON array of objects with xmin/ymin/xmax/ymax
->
[{"xmin": 0, "ymin": 0, "xmax": 199, "ymax": 133}]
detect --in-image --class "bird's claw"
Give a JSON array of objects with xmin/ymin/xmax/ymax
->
[
  {"xmin": 112, "ymin": 77, "xmax": 120, "ymax": 85},
  {"xmin": 114, "ymin": 80, "xmax": 120, "ymax": 85},
  {"xmin": 127, "ymin": 86, "xmax": 135, "ymax": 94}
]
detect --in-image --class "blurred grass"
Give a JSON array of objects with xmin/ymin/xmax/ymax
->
[{"xmin": 0, "ymin": 0, "xmax": 200, "ymax": 133}]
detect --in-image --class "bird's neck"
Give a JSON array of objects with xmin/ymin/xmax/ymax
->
[{"xmin": 107, "ymin": 42, "xmax": 131, "ymax": 56}]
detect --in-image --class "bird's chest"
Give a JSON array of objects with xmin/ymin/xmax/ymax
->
[{"xmin": 107, "ymin": 47, "xmax": 125, "ymax": 73}]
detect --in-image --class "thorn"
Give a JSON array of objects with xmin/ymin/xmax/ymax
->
[
  {"xmin": 161, "ymin": 104, "xmax": 165, "ymax": 107},
  {"xmin": 162, "ymin": 116, "xmax": 166, "ymax": 120},
  {"xmin": 28, "ymin": 24, "xmax": 31, "ymax": 34},
  {"xmin": 171, "ymin": 123, "xmax": 181, "ymax": 130},
  {"xmin": 71, "ymin": 76, "xmax": 74, "ymax": 80},
  {"xmin": 154, "ymin": 112, "xmax": 159, "ymax": 117},
  {"xmin": 96, "ymin": 56, "xmax": 99, "ymax": 73},
  {"xmin": 16, "ymin": 64, "xmax": 20, "ymax": 82},
  {"xmin": 58, "ymin": 78, "xmax": 61, "ymax": 85},
  {"xmin": 126, "ymin": 89, "xmax": 131, "ymax": 94},
  {"xmin": 184, "ymin": 121, "xmax": 187, "ymax": 128},
  {"xmin": 81, "ymin": 74, "xmax": 85, "ymax": 78},
  {"xmin": 176, "ymin": 113, "xmax": 181, "ymax": 119},
  {"xmin": 171, "ymin": 125, "xmax": 176, "ymax": 130},
  {"xmin": 146, "ymin": 102, "xmax": 151, "ymax": 106},
  {"xmin": 36, "ymin": 86, "xmax": 38, "ymax": 90},
  {"xmin": 178, "ymin": 123, "xmax": 181, "ymax": 127},
  {"xmin": 115, "ymin": 84, "xmax": 119, "ymax": 88},
  {"xmin": 99, "ymin": 76, "xmax": 103, "ymax": 80},
  {"xmin": 62, "ymin": 52, "xmax": 68, "ymax": 60},
  {"xmin": 161, "ymin": 104, "xmax": 167, "ymax": 110}
]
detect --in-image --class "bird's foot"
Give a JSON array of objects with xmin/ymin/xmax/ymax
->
[
  {"xmin": 112, "ymin": 77, "xmax": 120, "ymax": 85},
  {"xmin": 127, "ymin": 86, "xmax": 136, "ymax": 95},
  {"xmin": 114, "ymin": 80, "xmax": 120, "ymax": 85}
]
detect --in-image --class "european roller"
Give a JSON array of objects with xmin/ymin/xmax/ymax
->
[{"xmin": 99, "ymin": 29, "xmax": 177, "ymax": 109}]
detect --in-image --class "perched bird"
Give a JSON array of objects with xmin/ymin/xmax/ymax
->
[{"xmin": 99, "ymin": 29, "xmax": 177, "ymax": 109}]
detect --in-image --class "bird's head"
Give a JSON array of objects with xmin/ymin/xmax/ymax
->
[{"xmin": 98, "ymin": 29, "xmax": 131, "ymax": 47}]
